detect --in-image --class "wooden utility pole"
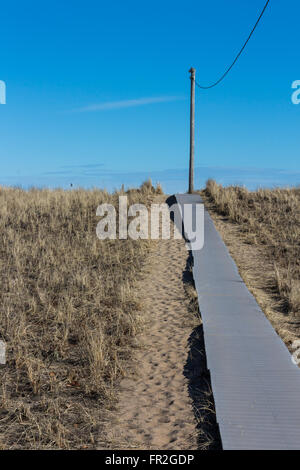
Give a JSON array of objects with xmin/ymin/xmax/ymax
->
[{"xmin": 188, "ymin": 67, "xmax": 195, "ymax": 194}]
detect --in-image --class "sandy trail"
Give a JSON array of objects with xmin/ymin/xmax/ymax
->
[{"xmin": 102, "ymin": 200, "xmax": 199, "ymax": 449}]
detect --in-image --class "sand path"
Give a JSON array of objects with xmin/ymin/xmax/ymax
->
[{"xmin": 102, "ymin": 200, "xmax": 199, "ymax": 449}]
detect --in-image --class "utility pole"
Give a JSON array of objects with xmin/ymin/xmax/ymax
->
[{"xmin": 188, "ymin": 67, "xmax": 195, "ymax": 194}]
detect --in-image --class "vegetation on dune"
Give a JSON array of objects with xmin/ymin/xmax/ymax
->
[{"xmin": 0, "ymin": 180, "xmax": 161, "ymax": 449}]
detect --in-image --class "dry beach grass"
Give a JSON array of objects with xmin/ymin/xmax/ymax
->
[{"xmin": 0, "ymin": 181, "xmax": 161, "ymax": 449}]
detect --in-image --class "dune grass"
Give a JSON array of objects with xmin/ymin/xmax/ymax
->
[{"xmin": 0, "ymin": 181, "xmax": 160, "ymax": 449}]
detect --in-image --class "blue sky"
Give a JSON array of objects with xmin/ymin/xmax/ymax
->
[{"xmin": 0, "ymin": 0, "xmax": 299, "ymax": 193}]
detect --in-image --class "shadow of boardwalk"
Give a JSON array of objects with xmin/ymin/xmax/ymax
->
[
  {"xmin": 166, "ymin": 195, "xmax": 222, "ymax": 450},
  {"xmin": 182, "ymin": 253, "xmax": 222, "ymax": 450}
]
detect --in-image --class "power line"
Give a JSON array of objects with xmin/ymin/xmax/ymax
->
[{"xmin": 195, "ymin": 0, "xmax": 270, "ymax": 90}]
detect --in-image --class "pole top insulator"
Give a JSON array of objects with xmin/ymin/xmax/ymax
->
[{"xmin": 189, "ymin": 67, "xmax": 196, "ymax": 75}]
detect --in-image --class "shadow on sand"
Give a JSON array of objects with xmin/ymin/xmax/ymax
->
[{"xmin": 166, "ymin": 195, "xmax": 222, "ymax": 450}]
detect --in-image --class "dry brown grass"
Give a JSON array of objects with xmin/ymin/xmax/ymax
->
[
  {"xmin": 201, "ymin": 179, "xmax": 300, "ymax": 348},
  {"xmin": 0, "ymin": 180, "xmax": 160, "ymax": 449}
]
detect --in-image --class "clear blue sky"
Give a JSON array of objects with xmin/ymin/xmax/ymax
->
[{"xmin": 0, "ymin": 0, "xmax": 299, "ymax": 192}]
